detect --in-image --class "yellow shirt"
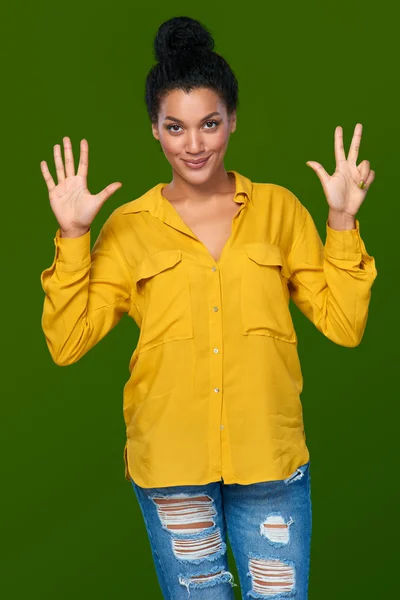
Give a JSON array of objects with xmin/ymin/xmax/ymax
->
[{"xmin": 40, "ymin": 170, "xmax": 378, "ymax": 488}]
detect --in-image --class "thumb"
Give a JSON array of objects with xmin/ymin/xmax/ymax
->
[
  {"xmin": 97, "ymin": 182, "xmax": 123, "ymax": 206},
  {"xmin": 306, "ymin": 162, "xmax": 329, "ymax": 186}
]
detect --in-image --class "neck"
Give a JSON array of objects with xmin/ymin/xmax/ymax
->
[{"xmin": 164, "ymin": 165, "xmax": 235, "ymax": 205}]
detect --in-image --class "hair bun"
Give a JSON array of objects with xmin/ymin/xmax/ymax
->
[{"xmin": 154, "ymin": 16, "xmax": 214, "ymax": 63}]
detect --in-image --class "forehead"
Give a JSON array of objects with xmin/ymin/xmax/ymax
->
[{"xmin": 159, "ymin": 88, "xmax": 225, "ymax": 119}]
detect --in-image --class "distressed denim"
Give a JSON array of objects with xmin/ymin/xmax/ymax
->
[{"xmin": 130, "ymin": 460, "xmax": 312, "ymax": 599}]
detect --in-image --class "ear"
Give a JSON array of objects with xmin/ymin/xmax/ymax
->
[
  {"xmin": 230, "ymin": 111, "xmax": 237, "ymax": 134},
  {"xmin": 152, "ymin": 122, "xmax": 160, "ymax": 141}
]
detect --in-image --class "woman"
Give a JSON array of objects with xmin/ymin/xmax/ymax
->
[{"xmin": 40, "ymin": 15, "xmax": 377, "ymax": 600}]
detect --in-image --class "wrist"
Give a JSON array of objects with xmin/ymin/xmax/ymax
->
[
  {"xmin": 328, "ymin": 210, "xmax": 356, "ymax": 231},
  {"xmin": 60, "ymin": 227, "xmax": 90, "ymax": 238}
]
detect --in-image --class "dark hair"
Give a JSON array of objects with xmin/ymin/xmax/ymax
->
[{"xmin": 145, "ymin": 16, "xmax": 239, "ymax": 124}]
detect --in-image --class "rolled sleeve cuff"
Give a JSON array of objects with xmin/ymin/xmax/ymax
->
[
  {"xmin": 324, "ymin": 218, "xmax": 377, "ymax": 276},
  {"xmin": 324, "ymin": 218, "xmax": 363, "ymax": 262},
  {"xmin": 54, "ymin": 228, "xmax": 91, "ymax": 272}
]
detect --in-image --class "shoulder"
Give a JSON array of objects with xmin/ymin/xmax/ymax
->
[
  {"xmin": 97, "ymin": 184, "xmax": 159, "ymax": 259},
  {"xmin": 252, "ymin": 181, "xmax": 304, "ymax": 212},
  {"xmin": 116, "ymin": 186, "xmax": 158, "ymax": 217},
  {"xmin": 104, "ymin": 182, "xmax": 161, "ymax": 225}
]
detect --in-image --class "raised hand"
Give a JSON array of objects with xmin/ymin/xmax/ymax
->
[
  {"xmin": 40, "ymin": 137, "xmax": 122, "ymax": 237},
  {"xmin": 306, "ymin": 123, "xmax": 375, "ymax": 219}
]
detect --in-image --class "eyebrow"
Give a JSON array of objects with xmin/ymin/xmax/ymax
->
[{"xmin": 163, "ymin": 111, "xmax": 222, "ymax": 124}]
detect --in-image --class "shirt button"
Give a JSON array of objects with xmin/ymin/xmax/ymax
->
[
  {"xmin": 213, "ymin": 306, "xmax": 218, "ymax": 312},
  {"xmin": 220, "ymin": 425, "xmax": 224, "ymax": 430},
  {"xmin": 214, "ymin": 388, "xmax": 220, "ymax": 393},
  {"xmin": 212, "ymin": 266, "xmax": 217, "ymax": 272},
  {"xmin": 213, "ymin": 348, "xmax": 219, "ymax": 354}
]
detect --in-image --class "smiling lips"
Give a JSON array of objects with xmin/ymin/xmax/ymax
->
[{"xmin": 182, "ymin": 156, "xmax": 211, "ymax": 168}]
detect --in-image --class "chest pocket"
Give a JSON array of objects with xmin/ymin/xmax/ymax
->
[
  {"xmin": 241, "ymin": 242, "xmax": 297, "ymax": 344},
  {"xmin": 134, "ymin": 249, "xmax": 193, "ymax": 353}
]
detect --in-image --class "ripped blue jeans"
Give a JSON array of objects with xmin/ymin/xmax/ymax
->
[{"xmin": 130, "ymin": 460, "xmax": 312, "ymax": 599}]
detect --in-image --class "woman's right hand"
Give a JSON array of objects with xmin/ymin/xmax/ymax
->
[{"xmin": 40, "ymin": 137, "xmax": 122, "ymax": 237}]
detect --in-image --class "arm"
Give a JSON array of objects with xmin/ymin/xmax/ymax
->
[
  {"xmin": 286, "ymin": 200, "xmax": 378, "ymax": 347},
  {"xmin": 40, "ymin": 214, "xmax": 132, "ymax": 366}
]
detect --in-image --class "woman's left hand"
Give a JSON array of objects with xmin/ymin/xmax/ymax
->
[{"xmin": 306, "ymin": 123, "xmax": 375, "ymax": 219}]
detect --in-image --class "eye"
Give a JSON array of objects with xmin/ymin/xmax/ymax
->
[
  {"xmin": 166, "ymin": 120, "xmax": 220, "ymax": 133},
  {"xmin": 167, "ymin": 124, "xmax": 183, "ymax": 132},
  {"xmin": 204, "ymin": 120, "xmax": 219, "ymax": 129}
]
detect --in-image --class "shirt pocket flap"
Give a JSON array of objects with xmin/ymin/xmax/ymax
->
[
  {"xmin": 244, "ymin": 242, "xmax": 290, "ymax": 279},
  {"xmin": 132, "ymin": 249, "xmax": 193, "ymax": 353},
  {"xmin": 134, "ymin": 249, "xmax": 183, "ymax": 284}
]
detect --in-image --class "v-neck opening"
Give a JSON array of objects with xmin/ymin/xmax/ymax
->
[{"xmin": 158, "ymin": 170, "xmax": 245, "ymax": 265}]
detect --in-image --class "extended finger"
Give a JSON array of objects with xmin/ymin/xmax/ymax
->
[
  {"xmin": 334, "ymin": 125, "xmax": 347, "ymax": 165},
  {"xmin": 40, "ymin": 160, "xmax": 56, "ymax": 195},
  {"xmin": 77, "ymin": 139, "xmax": 89, "ymax": 178},
  {"xmin": 53, "ymin": 144, "xmax": 66, "ymax": 183},
  {"xmin": 63, "ymin": 136, "xmax": 75, "ymax": 178},
  {"xmin": 96, "ymin": 182, "xmax": 123, "ymax": 207},
  {"xmin": 348, "ymin": 123, "xmax": 363, "ymax": 165}
]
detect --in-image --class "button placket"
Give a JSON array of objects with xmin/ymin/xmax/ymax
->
[{"xmin": 210, "ymin": 264, "xmax": 225, "ymax": 447}]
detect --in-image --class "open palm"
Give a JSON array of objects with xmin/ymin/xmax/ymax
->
[{"xmin": 40, "ymin": 137, "xmax": 122, "ymax": 235}]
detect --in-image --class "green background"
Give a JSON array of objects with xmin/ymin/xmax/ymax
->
[{"xmin": 2, "ymin": 1, "xmax": 397, "ymax": 598}]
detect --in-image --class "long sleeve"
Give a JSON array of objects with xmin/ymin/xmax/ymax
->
[
  {"xmin": 286, "ymin": 202, "xmax": 378, "ymax": 347},
  {"xmin": 40, "ymin": 215, "xmax": 133, "ymax": 366}
]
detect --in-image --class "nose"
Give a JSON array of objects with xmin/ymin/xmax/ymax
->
[{"xmin": 185, "ymin": 130, "xmax": 205, "ymax": 154}]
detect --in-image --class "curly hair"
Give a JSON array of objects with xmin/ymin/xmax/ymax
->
[{"xmin": 145, "ymin": 16, "xmax": 239, "ymax": 124}]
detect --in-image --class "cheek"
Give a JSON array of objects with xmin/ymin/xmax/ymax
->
[
  {"xmin": 161, "ymin": 136, "xmax": 182, "ymax": 155},
  {"xmin": 210, "ymin": 130, "xmax": 230, "ymax": 151}
]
